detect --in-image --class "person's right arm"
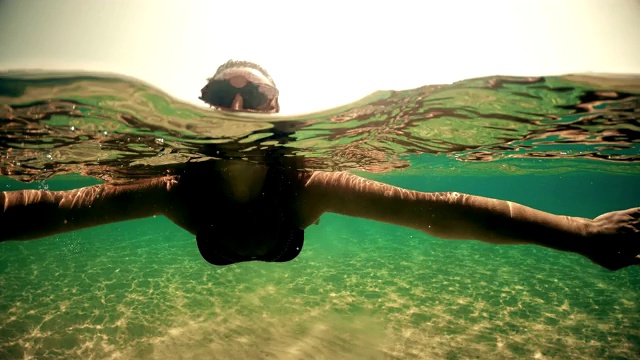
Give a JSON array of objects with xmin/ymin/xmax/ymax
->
[{"xmin": 0, "ymin": 176, "xmax": 177, "ymax": 242}]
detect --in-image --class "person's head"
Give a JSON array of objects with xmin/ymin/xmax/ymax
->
[{"xmin": 200, "ymin": 60, "xmax": 280, "ymax": 113}]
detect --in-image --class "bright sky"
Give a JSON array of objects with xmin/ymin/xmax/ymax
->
[{"xmin": 0, "ymin": 0, "xmax": 639, "ymax": 114}]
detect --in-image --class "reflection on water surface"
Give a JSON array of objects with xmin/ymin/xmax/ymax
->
[{"xmin": 1, "ymin": 72, "xmax": 639, "ymax": 181}]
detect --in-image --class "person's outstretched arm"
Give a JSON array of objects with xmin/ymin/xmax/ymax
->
[
  {"xmin": 298, "ymin": 171, "xmax": 640, "ymax": 270},
  {"xmin": 0, "ymin": 177, "xmax": 177, "ymax": 242}
]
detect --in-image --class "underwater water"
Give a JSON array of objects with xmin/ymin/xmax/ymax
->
[{"xmin": 0, "ymin": 72, "xmax": 639, "ymax": 359}]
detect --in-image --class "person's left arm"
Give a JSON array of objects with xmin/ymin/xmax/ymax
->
[{"xmin": 294, "ymin": 171, "xmax": 640, "ymax": 270}]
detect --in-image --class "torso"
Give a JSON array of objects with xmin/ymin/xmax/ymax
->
[{"xmin": 166, "ymin": 160, "xmax": 315, "ymax": 255}]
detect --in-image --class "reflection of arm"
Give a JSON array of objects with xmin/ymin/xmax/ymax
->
[
  {"xmin": 302, "ymin": 171, "xmax": 591, "ymax": 252},
  {"xmin": 0, "ymin": 177, "xmax": 176, "ymax": 242}
]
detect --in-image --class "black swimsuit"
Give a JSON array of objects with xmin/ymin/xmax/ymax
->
[
  {"xmin": 194, "ymin": 166, "xmax": 305, "ymax": 266},
  {"xmin": 197, "ymin": 225, "xmax": 304, "ymax": 266}
]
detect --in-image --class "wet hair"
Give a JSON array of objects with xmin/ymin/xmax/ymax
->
[{"xmin": 211, "ymin": 60, "xmax": 276, "ymax": 87}]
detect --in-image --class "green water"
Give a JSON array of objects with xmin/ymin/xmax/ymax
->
[
  {"xmin": 1, "ymin": 72, "xmax": 640, "ymax": 359},
  {"xmin": 1, "ymin": 156, "xmax": 639, "ymax": 359}
]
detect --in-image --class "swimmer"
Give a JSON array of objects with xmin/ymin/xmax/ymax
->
[{"xmin": 1, "ymin": 60, "xmax": 639, "ymax": 270}]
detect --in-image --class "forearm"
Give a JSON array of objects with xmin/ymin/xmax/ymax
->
[
  {"xmin": 0, "ymin": 176, "xmax": 176, "ymax": 241},
  {"xmin": 410, "ymin": 192, "xmax": 591, "ymax": 251},
  {"xmin": 309, "ymin": 172, "xmax": 592, "ymax": 252}
]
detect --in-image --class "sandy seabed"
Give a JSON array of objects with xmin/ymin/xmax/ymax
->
[{"xmin": 1, "ymin": 214, "xmax": 638, "ymax": 359}]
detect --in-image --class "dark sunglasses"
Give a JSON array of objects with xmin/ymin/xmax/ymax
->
[{"xmin": 200, "ymin": 79, "xmax": 279, "ymax": 111}]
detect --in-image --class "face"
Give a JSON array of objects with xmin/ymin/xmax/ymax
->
[{"xmin": 200, "ymin": 67, "xmax": 280, "ymax": 113}]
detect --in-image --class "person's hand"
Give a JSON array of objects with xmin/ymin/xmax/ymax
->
[{"xmin": 580, "ymin": 207, "xmax": 640, "ymax": 270}]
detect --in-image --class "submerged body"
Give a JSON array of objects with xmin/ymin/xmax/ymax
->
[
  {"xmin": 1, "ymin": 159, "xmax": 639, "ymax": 270},
  {"xmin": 1, "ymin": 60, "xmax": 639, "ymax": 271}
]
